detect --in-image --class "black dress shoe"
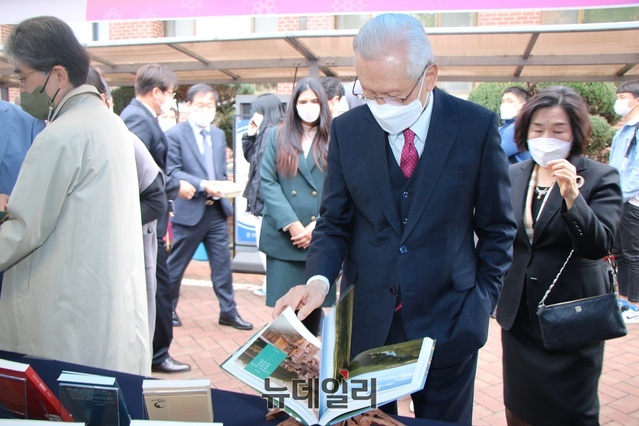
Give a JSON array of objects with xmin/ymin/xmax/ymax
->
[
  {"xmin": 172, "ymin": 310, "xmax": 182, "ymax": 327},
  {"xmin": 219, "ymin": 314, "xmax": 253, "ymax": 330},
  {"xmin": 152, "ymin": 356, "xmax": 191, "ymax": 373}
]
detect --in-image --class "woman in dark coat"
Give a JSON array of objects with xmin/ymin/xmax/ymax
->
[
  {"xmin": 241, "ymin": 93, "xmax": 285, "ymax": 295},
  {"xmin": 259, "ymin": 78, "xmax": 336, "ymax": 335},
  {"xmin": 496, "ymin": 86, "xmax": 622, "ymax": 425}
]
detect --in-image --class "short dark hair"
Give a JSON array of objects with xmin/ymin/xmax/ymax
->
[
  {"xmin": 186, "ymin": 84, "xmax": 218, "ymax": 103},
  {"xmin": 515, "ymin": 86, "xmax": 590, "ymax": 156},
  {"xmin": 616, "ymin": 81, "xmax": 639, "ymax": 98},
  {"xmin": 5, "ymin": 16, "xmax": 90, "ymax": 87},
  {"xmin": 503, "ymin": 86, "xmax": 531, "ymax": 103},
  {"xmin": 86, "ymin": 67, "xmax": 107, "ymax": 96},
  {"xmin": 320, "ymin": 76, "xmax": 345, "ymax": 99},
  {"xmin": 134, "ymin": 64, "xmax": 178, "ymax": 96},
  {"xmin": 251, "ymin": 93, "xmax": 285, "ymax": 133}
]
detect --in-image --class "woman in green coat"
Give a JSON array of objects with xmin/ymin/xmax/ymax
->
[{"xmin": 260, "ymin": 78, "xmax": 336, "ymax": 334}]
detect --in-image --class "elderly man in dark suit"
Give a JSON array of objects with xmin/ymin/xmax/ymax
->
[
  {"xmin": 274, "ymin": 13, "xmax": 516, "ymax": 424},
  {"xmin": 165, "ymin": 84, "xmax": 252, "ymax": 331},
  {"xmin": 121, "ymin": 64, "xmax": 195, "ymax": 373}
]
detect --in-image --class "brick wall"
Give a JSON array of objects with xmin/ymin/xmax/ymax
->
[
  {"xmin": 277, "ymin": 82, "xmax": 294, "ymax": 95},
  {"xmin": 109, "ymin": 20, "xmax": 164, "ymax": 40},
  {"xmin": 1, "ymin": 24, "xmax": 14, "ymax": 43},
  {"xmin": 477, "ymin": 11, "xmax": 542, "ymax": 26},
  {"xmin": 307, "ymin": 15, "xmax": 335, "ymax": 30},
  {"xmin": 277, "ymin": 14, "xmax": 335, "ymax": 32}
]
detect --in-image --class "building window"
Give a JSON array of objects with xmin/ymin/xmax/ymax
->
[
  {"xmin": 165, "ymin": 19, "xmax": 196, "ymax": 37},
  {"xmin": 91, "ymin": 22, "xmax": 109, "ymax": 41},
  {"xmin": 541, "ymin": 10, "xmax": 581, "ymax": 24},
  {"xmin": 254, "ymin": 16, "xmax": 278, "ymax": 32},
  {"xmin": 583, "ymin": 6, "xmax": 639, "ymax": 23},
  {"xmin": 412, "ymin": 12, "xmax": 476, "ymax": 27},
  {"xmin": 335, "ymin": 14, "xmax": 372, "ymax": 30}
]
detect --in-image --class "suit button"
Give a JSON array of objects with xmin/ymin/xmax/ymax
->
[
  {"xmin": 311, "ymin": 191, "xmax": 318, "ymax": 197},
  {"xmin": 399, "ymin": 246, "xmax": 408, "ymax": 254},
  {"xmin": 310, "ymin": 216, "xmax": 316, "ymax": 221},
  {"xmin": 291, "ymin": 190, "xmax": 297, "ymax": 196},
  {"xmin": 389, "ymin": 287, "xmax": 397, "ymax": 294},
  {"xmin": 402, "ymin": 217, "xmax": 408, "ymax": 225},
  {"xmin": 402, "ymin": 191, "xmax": 409, "ymax": 198}
]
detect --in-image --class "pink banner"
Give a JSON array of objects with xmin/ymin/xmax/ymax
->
[{"xmin": 86, "ymin": 0, "xmax": 638, "ymax": 21}]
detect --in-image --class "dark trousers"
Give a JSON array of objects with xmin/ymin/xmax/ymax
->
[
  {"xmin": 614, "ymin": 202, "xmax": 639, "ymax": 302},
  {"xmin": 152, "ymin": 240, "xmax": 173, "ymax": 365},
  {"xmin": 168, "ymin": 203, "xmax": 237, "ymax": 318},
  {"xmin": 380, "ymin": 309, "xmax": 476, "ymax": 424}
]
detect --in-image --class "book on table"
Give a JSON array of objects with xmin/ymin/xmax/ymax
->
[
  {"xmin": 0, "ymin": 358, "xmax": 73, "ymax": 421},
  {"xmin": 221, "ymin": 286, "xmax": 436, "ymax": 426},
  {"xmin": 57, "ymin": 371, "xmax": 131, "ymax": 426},
  {"xmin": 141, "ymin": 378, "xmax": 214, "ymax": 423}
]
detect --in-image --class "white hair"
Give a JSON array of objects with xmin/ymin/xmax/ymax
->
[{"xmin": 353, "ymin": 13, "xmax": 433, "ymax": 80}]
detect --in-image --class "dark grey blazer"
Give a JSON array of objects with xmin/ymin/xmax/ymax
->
[
  {"xmin": 165, "ymin": 121, "xmax": 232, "ymax": 226},
  {"xmin": 496, "ymin": 156, "xmax": 622, "ymax": 336}
]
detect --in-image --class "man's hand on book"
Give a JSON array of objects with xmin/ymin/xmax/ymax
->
[{"xmin": 273, "ymin": 281, "xmax": 325, "ymax": 321}]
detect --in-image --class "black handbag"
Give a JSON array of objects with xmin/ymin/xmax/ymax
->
[{"xmin": 536, "ymin": 250, "xmax": 627, "ymax": 351}]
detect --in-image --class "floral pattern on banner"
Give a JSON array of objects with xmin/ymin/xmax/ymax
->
[
  {"xmin": 86, "ymin": 0, "xmax": 639, "ymax": 21},
  {"xmin": 332, "ymin": 0, "xmax": 367, "ymax": 13},
  {"xmin": 253, "ymin": 0, "xmax": 277, "ymax": 15}
]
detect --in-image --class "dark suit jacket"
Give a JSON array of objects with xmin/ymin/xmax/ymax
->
[
  {"xmin": 121, "ymin": 99, "xmax": 180, "ymax": 235},
  {"xmin": 496, "ymin": 156, "xmax": 622, "ymax": 336},
  {"xmin": 259, "ymin": 127, "xmax": 325, "ymax": 262},
  {"xmin": 120, "ymin": 99, "xmax": 180, "ymax": 199},
  {"xmin": 0, "ymin": 100, "xmax": 45, "ymax": 194},
  {"xmin": 165, "ymin": 121, "xmax": 232, "ymax": 226},
  {"xmin": 306, "ymin": 87, "xmax": 517, "ymax": 368}
]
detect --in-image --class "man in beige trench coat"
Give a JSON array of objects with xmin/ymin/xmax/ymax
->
[{"xmin": 0, "ymin": 16, "xmax": 150, "ymax": 376}]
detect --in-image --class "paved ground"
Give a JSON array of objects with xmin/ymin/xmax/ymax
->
[{"xmin": 152, "ymin": 259, "xmax": 639, "ymax": 425}]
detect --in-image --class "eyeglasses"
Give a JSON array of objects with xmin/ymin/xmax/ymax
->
[
  {"xmin": 352, "ymin": 64, "xmax": 430, "ymax": 106},
  {"xmin": 164, "ymin": 91, "xmax": 175, "ymax": 99},
  {"xmin": 12, "ymin": 70, "xmax": 39, "ymax": 85}
]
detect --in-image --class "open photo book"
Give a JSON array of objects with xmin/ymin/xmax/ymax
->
[{"xmin": 221, "ymin": 287, "xmax": 435, "ymax": 426}]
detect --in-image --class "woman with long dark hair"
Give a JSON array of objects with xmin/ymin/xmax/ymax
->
[{"xmin": 259, "ymin": 78, "xmax": 336, "ymax": 334}]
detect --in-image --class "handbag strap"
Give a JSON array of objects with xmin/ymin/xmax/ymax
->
[
  {"xmin": 537, "ymin": 250, "xmax": 574, "ymax": 311},
  {"xmin": 537, "ymin": 249, "xmax": 618, "ymax": 312}
]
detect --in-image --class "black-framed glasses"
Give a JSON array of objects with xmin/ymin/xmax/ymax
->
[
  {"xmin": 12, "ymin": 70, "xmax": 39, "ymax": 85},
  {"xmin": 352, "ymin": 64, "xmax": 430, "ymax": 106}
]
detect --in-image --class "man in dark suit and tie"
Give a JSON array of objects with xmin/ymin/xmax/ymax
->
[
  {"xmin": 165, "ymin": 84, "xmax": 252, "ymax": 331},
  {"xmin": 274, "ymin": 14, "xmax": 516, "ymax": 424},
  {"xmin": 121, "ymin": 64, "xmax": 195, "ymax": 373}
]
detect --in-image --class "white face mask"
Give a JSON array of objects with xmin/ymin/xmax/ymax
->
[
  {"xmin": 157, "ymin": 95, "xmax": 175, "ymax": 115},
  {"xmin": 527, "ymin": 137, "xmax": 572, "ymax": 167},
  {"xmin": 500, "ymin": 103, "xmax": 518, "ymax": 121},
  {"xmin": 191, "ymin": 110, "xmax": 216, "ymax": 128},
  {"xmin": 614, "ymin": 98, "xmax": 635, "ymax": 117},
  {"xmin": 297, "ymin": 103, "xmax": 321, "ymax": 124},
  {"xmin": 366, "ymin": 78, "xmax": 426, "ymax": 135}
]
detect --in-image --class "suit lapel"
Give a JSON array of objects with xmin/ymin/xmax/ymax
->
[
  {"xmin": 510, "ymin": 160, "xmax": 535, "ymax": 247},
  {"xmin": 184, "ymin": 123, "xmax": 208, "ymax": 174},
  {"xmin": 402, "ymin": 88, "xmax": 459, "ymax": 241},
  {"xmin": 297, "ymin": 149, "xmax": 317, "ymax": 190},
  {"xmin": 533, "ymin": 156, "xmax": 586, "ymax": 244},
  {"xmin": 209, "ymin": 125, "xmax": 226, "ymax": 180},
  {"xmin": 362, "ymin": 112, "xmax": 402, "ymax": 236}
]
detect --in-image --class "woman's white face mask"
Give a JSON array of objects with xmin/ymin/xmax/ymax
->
[{"xmin": 527, "ymin": 137, "xmax": 572, "ymax": 167}]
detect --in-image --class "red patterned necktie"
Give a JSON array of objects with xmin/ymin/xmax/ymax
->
[{"xmin": 400, "ymin": 128, "xmax": 418, "ymax": 179}]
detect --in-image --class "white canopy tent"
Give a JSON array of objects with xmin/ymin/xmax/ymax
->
[{"xmin": 1, "ymin": 21, "xmax": 638, "ymax": 89}]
